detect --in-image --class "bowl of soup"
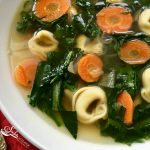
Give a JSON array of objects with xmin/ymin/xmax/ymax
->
[{"xmin": 0, "ymin": 0, "xmax": 150, "ymax": 149}]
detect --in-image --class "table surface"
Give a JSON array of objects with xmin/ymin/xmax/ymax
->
[{"xmin": 0, "ymin": 111, "xmax": 38, "ymax": 150}]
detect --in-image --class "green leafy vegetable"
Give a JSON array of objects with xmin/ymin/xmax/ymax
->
[
  {"xmin": 76, "ymin": 0, "xmax": 92, "ymax": 8},
  {"xmin": 30, "ymin": 49, "xmax": 81, "ymax": 138},
  {"xmin": 54, "ymin": 16, "xmax": 77, "ymax": 49},
  {"xmin": 29, "ymin": 50, "xmax": 74, "ymax": 106},
  {"xmin": 73, "ymin": 0, "xmax": 101, "ymax": 39},
  {"xmin": 99, "ymin": 65, "xmax": 149, "ymax": 144},
  {"xmin": 115, "ymin": 66, "xmax": 139, "ymax": 97},
  {"xmin": 16, "ymin": 0, "xmax": 34, "ymax": 33},
  {"xmin": 73, "ymin": 11, "xmax": 100, "ymax": 39},
  {"xmin": 63, "ymin": 72, "xmax": 79, "ymax": 92},
  {"xmin": 101, "ymin": 100, "xmax": 150, "ymax": 144},
  {"xmin": 17, "ymin": 0, "xmax": 150, "ymax": 145},
  {"xmin": 95, "ymin": 0, "xmax": 106, "ymax": 10},
  {"xmin": 110, "ymin": 33, "xmax": 150, "ymax": 53},
  {"xmin": 51, "ymin": 80, "xmax": 63, "ymax": 111},
  {"xmin": 60, "ymin": 111, "xmax": 78, "ymax": 139},
  {"xmin": 139, "ymin": 0, "xmax": 150, "ymax": 6},
  {"xmin": 134, "ymin": 101, "xmax": 150, "ymax": 122}
]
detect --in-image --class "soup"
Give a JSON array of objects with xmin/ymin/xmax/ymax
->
[{"xmin": 10, "ymin": 0, "xmax": 150, "ymax": 145}]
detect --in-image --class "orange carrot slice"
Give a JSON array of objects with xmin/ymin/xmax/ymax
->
[
  {"xmin": 77, "ymin": 54, "xmax": 103, "ymax": 82},
  {"xmin": 14, "ymin": 58, "xmax": 40, "ymax": 88},
  {"xmin": 96, "ymin": 6, "xmax": 133, "ymax": 34},
  {"xmin": 120, "ymin": 40, "xmax": 150, "ymax": 64},
  {"xmin": 117, "ymin": 90, "xmax": 134, "ymax": 125},
  {"xmin": 34, "ymin": 0, "xmax": 71, "ymax": 22}
]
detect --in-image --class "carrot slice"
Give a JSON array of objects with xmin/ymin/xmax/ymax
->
[
  {"xmin": 117, "ymin": 90, "xmax": 134, "ymax": 125},
  {"xmin": 120, "ymin": 40, "xmax": 150, "ymax": 64},
  {"xmin": 77, "ymin": 54, "xmax": 103, "ymax": 82},
  {"xmin": 14, "ymin": 58, "xmax": 40, "ymax": 88},
  {"xmin": 34, "ymin": 0, "xmax": 71, "ymax": 22},
  {"xmin": 96, "ymin": 6, "xmax": 133, "ymax": 34}
]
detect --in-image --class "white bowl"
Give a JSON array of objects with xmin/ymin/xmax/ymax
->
[{"xmin": 0, "ymin": 0, "xmax": 150, "ymax": 150}]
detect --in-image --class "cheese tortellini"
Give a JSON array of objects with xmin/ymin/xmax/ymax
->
[
  {"xmin": 76, "ymin": 35, "xmax": 103, "ymax": 55},
  {"xmin": 72, "ymin": 86, "xmax": 107, "ymax": 124},
  {"xmin": 28, "ymin": 30, "xmax": 58, "ymax": 60},
  {"xmin": 141, "ymin": 68, "xmax": 150, "ymax": 103},
  {"xmin": 138, "ymin": 9, "xmax": 150, "ymax": 36}
]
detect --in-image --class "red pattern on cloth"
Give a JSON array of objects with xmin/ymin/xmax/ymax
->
[{"xmin": 0, "ymin": 111, "xmax": 38, "ymax": 150}]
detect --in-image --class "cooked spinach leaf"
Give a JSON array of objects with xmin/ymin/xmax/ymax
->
[
  {"xmin": 76, "ymin": 0, "xmax": 92, "ymax": 8},
  {"xmin": 30, "ymin": 49, "xmax": 81, "ymax": 138},
  {"xmin": 16, "ymin": 11, "xmax": 34, "ymax": 33},
  {"xmin": 17, "ymin": 0, "xmax": 150, "ymax": 144},
  {"xmin": 101, "ymin": 100, "xmax": 150, "ymax": 144},
  {"xmin": 54, "ymin": 20, "xmax": 77, "ymax": 49},
  {"xmin": 115, "ymin": 66, "xmax": 139, "ymax": 97},
  {"xmin": 101, "ymin": 87, "xmax": 149, "ymax": 144},
  {"xmin": 95, "ymin": 0, "xmax": 106, "ymax": 10},
  {"xmin": 100, "ymin": 118, "xmax": 144, "ymax": 144},
  {"xmin": 73, "ymin": 11, "xmax": 100, "ymax": 39},
  {"xmin": 60, "ymin": 111, "xmax": 78, "ymax": 139},
  {"xmin": 110, "ymin": 33, "xmax": 150, "ymax": 52},
  {"xmin": 41, "ymin": 51, "xmax": 74, "ymax": 85},
  {"xmin": 30, "ymin": 49, "xmax": 81, "ymax": 105},
  {"xmin": 64, "ymin": 72, "xmax": 79, "ymax": 91},
  {"xmin": 29, "ymin": 79, "xmax": 63, "ymax": 126},
  {"xmin": 99, "ymin": 65, "xmax": 149, "ymax": 144},
  {"xmin": 134, "ymin": 101, "xmax": 150, "ymax": 122},
  {"xmin": 73, "ymin": 0, "xmax": 101, "ymax": 39},
  {"xmin": 51, "ymin": 80, "xmax": 63, "ymax": 111},
  {"xmin": 139, "ymin": 0, "xmax": 150, "ymax": 6},
  {"xmin": 76, "ymin": 0, "xmax": 106, "ymax": 12},
  {"xmin": 16, "ymin": 0, "xmax": 55, "ymax": 32},
  {"xmin": 16, "ymin": 0, "xmax": 34, "ymax": 33}
]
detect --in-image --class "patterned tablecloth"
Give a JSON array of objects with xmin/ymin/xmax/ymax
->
[{"xmin": 0, "ymin": 111, "xmax": 38, "ymax": 150}]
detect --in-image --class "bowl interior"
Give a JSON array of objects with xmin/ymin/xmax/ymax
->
[{"xmin": 0, "ymin": 0, "xmax": 150, "ymax": 150}]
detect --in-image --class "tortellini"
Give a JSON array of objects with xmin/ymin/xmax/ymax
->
[
  {"xmin": 76, "ymin": 35, "xmax": 103, "ymax": 56},
  {"xmin": 141, "ymin": 68, "xmax": 150, "ymax": 103},
  {"xmin": 138, "ymin": 9, "xmax": 150, "ymax": 36},
  {"xmin": 72, "ymin": 86, "xmax": 107, "ymax": 124},
  {"xmin": 28, "ymin": 30, "xmax": 58, "ymax": 60},
  {"xmin": 106, "ymin": 0, "xmax": 123, "ymax": 3}
]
